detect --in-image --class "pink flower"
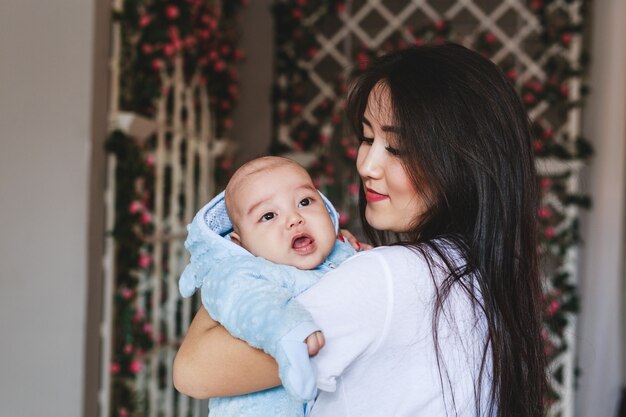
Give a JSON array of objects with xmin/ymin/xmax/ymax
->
[
  {"xmin": 539, "ymin": 177, "xmax": 552, "ymax": 190},
  {"xmin": 120, "ymin": 287, "xmax": 134, "ymax": 300},
  {"xmin": 543, "ymin": 226, "xmax": 555, "ymax": 239},
  {"xmin": 140, "ymin": 211, "xmax": 153, "ymax": 225},
  {"xmin": 292, "ymin": 9, "xmax": 303, "ymax": 19},
  {"xmin": 233, "ymin": 48, "xmax": 245, "ymax": 61},
  {"xmin": 484, "ymin": 32, "xmax": 497, "ymax": 44},
  {"xmin": 434, "ymin": 20, "xmax": 446, "ymax": 31},
  {"xmin": 319, "ymin": 133, "xmax": 330, "ymax": 145},
  {"xmin": 123, "ymin": 344, "xmax": 133, "ymax": 354},
  {"xmin": 213, "ymin": 60, "xmax": 225, "ymax": 72},
  {"xmin": 506, "ymin": 68, "xmax": 518, "ymax": 80},
  {"xmin": 165, "ymin": 5, "xmax": 180, "ymax": 20},
  {"xmin": 560, "ymin": 84, "xmax": 570, "ymax": 97},
  {"xmin": 129, "ymin": 200, "xmax": 143, "ymax": 214},
  {"xmin": 324, "ymin": 164, "xmax": 335, "ymax": 175},
  {"xmin": 118, "ymin": 408, "xmax": 129, "ymax": 417},
  {"xmin": 139, "ymin": 14, "xmax": 151, "ymax": 28},
  {"xmin": 133, "ymin": 308, "xmax": 145, "ymax": 322},
  {"xmin": 143, "ymin": 323, "xmax": 153, "ymax": 334},
  {"xmin": 129, "ymin": 360, "xmax": 142, "ymax": 374},
  {"xmin": 345, "ymin": 147, "xmax": 358, "ymax": 159},
  {"xmin": 228, "ymin": 84, "xmax": 239, "ymax": 99},
  {"xmin": 110, "ymin": 362, "xmax": 121, "ymax": 374},
  {"xmin": 141, "ymin": 43, "xmax": 153, "ymax": 55},
  {"xmin": 547, "ymin": 299, "xmax": 560, "ymax": 316},
  {"xmin": 151, "ymin": 58, "xmax": 163, "ymax": 71},
  {"xmin": 336, "ymin": 3, "xmax": 346, "ymax": 14},
  {"xmin": 542, "ymin": 128, "xmax": 553, "ymax": 139},
  {"xmin": 338, "ymin": 211, "xmax": 350, "ymax": 226},
  {"xmin": 138, "ymin": 254, "xmax": 152, "ymax": 269},
  {"xmin": 145, "ymin": 155, "xmax": 156, "ymax": 166},
  {"xmin": 414, "ymin": 38, "xmax": 425, "ymax": 47},
  {"xmin": 532, "ymin": 140, "xmax": 543, "ymax": 152},
  {"xmin": 222, "ymin": 118, "xmax": 234, "ymax": 129},
  {"xmin": 163, "ymin": 43, "xmax": 176, "ymax": 56},
  {"xmin": 167, "ymin": 26, "xmax": 180, "ymax": 41},
  {"xmin": 538, "ymin": 206, "xmax": 552, "ymax": 219},
  {"xmin": 221, "ymin": 159, "xmax": 233, "ymax": 171},
  {"xmin": 561, "ymin": 32, "xmax": 573, "ymax": 46},
  {"xmin": 348, "ymin": 183, "xmax": 359, "ymax": 196},
  {"xmin": 291, "ymin": 103, "xmax": 303, "ymax": 115},
  {"xmin": 523, "ymin": 93, "xmax": 535, "ymax": 105},
  {"xmin": 530, "ymin": 81, "xmax": 543, "ymax": 93}
]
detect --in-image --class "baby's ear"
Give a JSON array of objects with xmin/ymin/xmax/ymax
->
[{"xmin": 229, "ymin": 231, "xmax": 242, "ymax": 246}]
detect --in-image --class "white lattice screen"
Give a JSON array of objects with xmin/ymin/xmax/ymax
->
[
  {"xmin": 278, "ymin": 1, "xmax": 584, "ymax": 416},
  {"xmin": 100, "ymin": 3, "xmax": 226, "ymax": 416}
]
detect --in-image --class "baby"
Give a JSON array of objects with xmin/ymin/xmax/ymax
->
[{"xmin": 178, "ymin": 156, "xmax": 356, "ymax": 417}]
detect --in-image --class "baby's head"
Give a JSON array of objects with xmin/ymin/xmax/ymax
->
[{"xmin": 225, "ymin": 156, "xmax": 337, "ymax": 270}]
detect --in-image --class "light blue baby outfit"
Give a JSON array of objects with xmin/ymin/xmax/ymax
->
[{"xmin": 179, "ymin": 190, "xmax": 355, "ymax": 417}]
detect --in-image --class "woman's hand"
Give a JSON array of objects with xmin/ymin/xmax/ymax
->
[
  {"xmin": 339, "ymin": 229, "xmax": 373, "ymax": 251},
  {"xmin": 173, "ymin": 307, "xmax": 281, "ymax": 399}
]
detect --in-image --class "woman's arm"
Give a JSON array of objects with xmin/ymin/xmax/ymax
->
[{"xmin": 173, "ymin": 307, "xmax": 281, "ymax": 399}]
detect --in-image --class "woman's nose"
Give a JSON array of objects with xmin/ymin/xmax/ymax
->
[{"xmin": 357, "ymin": 143, "xmax": 384, "ymax": 179}]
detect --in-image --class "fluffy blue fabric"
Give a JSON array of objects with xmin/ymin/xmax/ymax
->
[{"xmin": 179, "ymin": 190, "xmax": 355, "ymax": 417}]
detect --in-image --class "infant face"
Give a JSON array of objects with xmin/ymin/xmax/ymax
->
[{"xmin": 229, "ymin": 164, "xmax": 337, "ymax": 270}]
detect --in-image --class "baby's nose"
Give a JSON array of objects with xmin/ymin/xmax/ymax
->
[{"xmin": 288, "ymin": 214, "xmax": 304, "ymax": 228}]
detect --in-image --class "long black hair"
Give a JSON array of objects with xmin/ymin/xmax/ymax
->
[{"xmin": 346, "ymin": 43, "xmax": 546, "ymax": 416}]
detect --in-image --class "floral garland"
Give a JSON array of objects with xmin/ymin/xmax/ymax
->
[
  {"xmin": 105, "ymin": 1, "xmax": 246, "ymax": 415},
  {"xmin": 271, "ymin": 0, "xmax": 592, "ymax": 410}
]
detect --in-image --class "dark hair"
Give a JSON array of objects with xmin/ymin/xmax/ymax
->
[{"xmin": 346, "ymin": 43, "xmax": 546, "ymax": 416}]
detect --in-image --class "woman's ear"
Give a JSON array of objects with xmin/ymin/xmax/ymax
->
[{"xmin": 230, "ymin": 231, "xmax": 242, "ymax": 246}]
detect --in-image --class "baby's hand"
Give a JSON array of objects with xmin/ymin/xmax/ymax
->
[{"xmin": 305, "ymin": 331, "xmax": 325, "ymax": 356}]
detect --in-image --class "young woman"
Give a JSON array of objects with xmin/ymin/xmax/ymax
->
[{"xmin": 174, "ymin": 43, "xmax": 546, "ymax": 417}]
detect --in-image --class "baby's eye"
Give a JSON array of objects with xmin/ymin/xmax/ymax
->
[
  {"xmin": 298, "ymin": 198, "xmax": 312, "ymax": 208},
  {"xmin": 260, "ymin": 212, "xmax": 276, "ymax": 222}
]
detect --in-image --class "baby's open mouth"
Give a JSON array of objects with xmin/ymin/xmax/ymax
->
[{"xmin": 291, "ymin": 234, "xmax": 316, "ymax": 254}]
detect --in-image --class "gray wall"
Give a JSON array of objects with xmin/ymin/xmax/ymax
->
[{"xmin": 0, "ymin": 1, "xmax": 96, "ymax": 416}]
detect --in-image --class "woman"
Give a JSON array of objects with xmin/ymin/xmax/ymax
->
[{"xmin": 174, "ymin": 43, "xmax": 546, "ymax": 417}]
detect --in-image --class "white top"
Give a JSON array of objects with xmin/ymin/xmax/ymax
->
[{"xmin": 297, "ymin": 245, "xmax": 494, "ymax": 417}]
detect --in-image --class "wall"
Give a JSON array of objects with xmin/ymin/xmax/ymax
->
[
  {"xmin": 0, "ymin": 1, "xmax": 96, "ymax": 416},
  {"xmin": 577, "ymin": 1, "xmax": 626, "ymax": 416}
]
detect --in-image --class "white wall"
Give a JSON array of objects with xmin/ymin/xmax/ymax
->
[
  {"xmin": 0, "ymin": 1, "xmax": 95, "ymax": 416},
  {"xmin": 577, "ymin": 1, "xmax": 626, "ymax": 416}
]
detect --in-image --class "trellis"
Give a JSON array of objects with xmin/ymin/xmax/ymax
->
[
  {"xmin": 100, "ymin": 1, "xmax": 238, "ymax": 416},
  {"xmin": 272, "ymin": 1, "xmax": 589, "ymax": 416}
]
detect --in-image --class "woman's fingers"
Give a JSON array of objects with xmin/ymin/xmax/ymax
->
[{"xmin": 339, "ymin": 229, "xmax": 373, "ymax": 251}]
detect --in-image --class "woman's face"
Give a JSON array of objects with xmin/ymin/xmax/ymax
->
[{"xmin": 356, "ymin": 85, "xmax": 427, "ymax": 233}]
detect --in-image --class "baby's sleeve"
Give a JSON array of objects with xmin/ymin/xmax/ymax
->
[
  {"xmin": 196, "ymin": 256, "xmax": 323, "ymax": 401},
  {"xmin": 296, "ymin": 250, "xmax": 393, "ymax": 392}
]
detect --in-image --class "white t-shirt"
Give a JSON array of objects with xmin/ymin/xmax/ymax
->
[{"xmin": 297, "ymin": 245, "xmax": 494, "ymax": 417}]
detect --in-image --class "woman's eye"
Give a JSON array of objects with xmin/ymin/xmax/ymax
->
[
  {"xmin": 260, "ymin": 212, "xmax": 275, "ymax": 222},
  {"xmin": 298, "ymin": 198, "xmax": 312, "ymax": 208},
  {"xmin": 385, "ymin": 145, "xmax": 401, "ymax": 156},
  {"xmin": 358, "ymin": 135, "xmax": 374, "ymax": 146}
]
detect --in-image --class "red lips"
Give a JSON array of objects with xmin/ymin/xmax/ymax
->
[{"xmin": 365, "ymin": 188, "xmax": 389, "ymax": 202}]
